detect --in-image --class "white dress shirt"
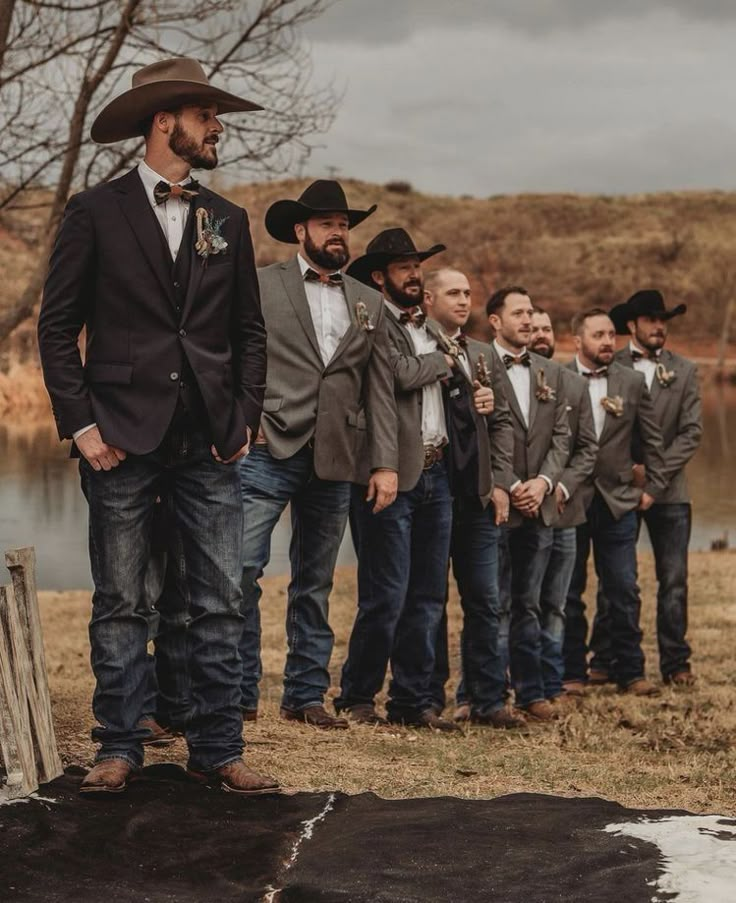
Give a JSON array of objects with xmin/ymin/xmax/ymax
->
[
  {"xmin": 630, "ymin": 341, "xmax": 657, "ymax": 390},
  {"xmin": 576, "ymin": 356, "xmax": 608, "ymax": 440},
  {"xmin": 493, "ymin": 339, "xmax": 530, "ymax": 426},
  {"xmin": 137, "ymin": 159, "xmax": 192, "ymax": 261},
  {"xmin": 386, "ymin": 301, "xmax": 447, "ymax": 447},
  {"xmin": 298, "ymin": 254, "xmax": 351, "ymax": 366}
]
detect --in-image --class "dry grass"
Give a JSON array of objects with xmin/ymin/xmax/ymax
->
[{"xmin": 42, "ymin": 550, "xmax": 736, "ymax": 814}]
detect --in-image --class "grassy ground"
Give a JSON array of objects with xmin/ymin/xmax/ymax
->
[{"xmin": 41, "ymin": 550, "xmax": 736, "ymax": 814}]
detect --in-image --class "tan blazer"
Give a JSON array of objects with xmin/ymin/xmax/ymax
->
[
  {"xmin": 614, "ymin": 347, "xmax": 702, "ymax": 504},
  {"xmin": 495, "ymin": 350, "xmax": 570, "ymax": 528},
  {"xmin": 568, "ymin": 359, "xmax": 667, "ymax": 520},
  {"xmin": 257, "ymin": 257, "xmax": 398, "ymax": 481},
  {"xmin": 552, "ymin": 367, "xmax": 599, "ymax": 529}
]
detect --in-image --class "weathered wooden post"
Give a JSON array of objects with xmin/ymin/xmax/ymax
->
[{"xmin": 0, "ymin": 547, "xmax": 63, "ymax": 799}]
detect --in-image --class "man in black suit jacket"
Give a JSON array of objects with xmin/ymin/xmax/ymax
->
[{"xmin": 38, "ymin": 58, "xmax": 278, "ymax": 796}]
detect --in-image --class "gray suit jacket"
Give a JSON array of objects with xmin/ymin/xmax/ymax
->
[
  {"xmin": 614, "ymin": 347, "xmax": 702, "ymax": 504},
  {"xmin": 553, "ymin": 367, "xmax": 598, "ymax": 528},
  {"xmin": 495, "ymin": 350, "xmax": 570, "ymax": 528},
  {"xmin": 257, "ymin": 257, "xmax": 398, "ymax": 481},
  {"xmin": 568, "ymin": 359, "xmax": 667, "ymax": 520}
]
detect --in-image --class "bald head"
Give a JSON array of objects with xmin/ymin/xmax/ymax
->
[{"xmin": 424, "ymin": 267, "xmax": 472, "ymax": 333}]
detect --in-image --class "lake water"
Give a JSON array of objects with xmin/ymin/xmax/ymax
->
[{"xmin": 0, "ymin": 384, "xmax": 734, "ymax": 589}]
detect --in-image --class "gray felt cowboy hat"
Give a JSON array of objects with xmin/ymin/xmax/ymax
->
[
  {"xmin": 265, "ymin": 180, "xmax": 377, "ymax": 244},
  {"xmin": 90, "ymin": 57, "xmax": 263, "ymax": 144},
  {"xmin": 609, "ymin": 289, "xmax": 687, "ymax": 336},
  {"xmin": 346, "ymin": 228, "xmax": 446, "ymax": 287}
]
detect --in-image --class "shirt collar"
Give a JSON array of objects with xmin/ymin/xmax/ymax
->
[
  {"xmin": 297, "ymin": 253, "xmax": 342, "ymax": 281},
  {"xmin": 493, "ymin": 338, "xmax": 527, "ymax": 360},
  {"xmin": 137, "ymin": 160, "xmax": 190, "ymax": 207},
  {"xmin": 575, "ymin": 355, "xmax": 607, "ymax": 376},
  {"xmin": 629, "ymin": 340, "xmax": 661, "ymax": 359}
]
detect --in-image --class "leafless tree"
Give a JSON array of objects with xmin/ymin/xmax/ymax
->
[{"xmin": 0, "ymin": 0, "xmax": 337, "ymax": 342}]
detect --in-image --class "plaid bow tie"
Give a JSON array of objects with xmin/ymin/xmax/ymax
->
[
  {"xmin": 304, "ymin": 268, "xmax": 344, "ymax": 286},
  {"xmin": 454, "ymin": 333, "xmax": 468, "ymax": 348},
  {"xmin": 153, "ymin": 179, "xmax": 199, "ymax": 205},
  {"xmin": 582, "ymin": 367, "xmax": 608, "ymax": 379},
  {"xmin": 399, "ymin": 307, "xmax": 427, "ymax": 327},
  {"xmin": 631, "ymin": 348, "xmax": 660, "ymax": 361},
  {"xmin": 502, "ymin": 351, "xmax": 531, "ymax": 369}
]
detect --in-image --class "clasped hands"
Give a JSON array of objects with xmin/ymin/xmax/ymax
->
[{"xmin": 511, "ymin": 477, "xmax": 549, "ymax": 518}]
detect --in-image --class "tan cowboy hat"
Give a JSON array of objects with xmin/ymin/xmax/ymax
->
[{"xmin": 90, "ymin": 57, "xmax": 263, "ymax": 144}]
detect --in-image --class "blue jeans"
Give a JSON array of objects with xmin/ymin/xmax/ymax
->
[
  {"xmin": 239, "ymin": 444, "xmax": 350, "ymax": 712},
  {"xmin": 336, "ymin": 461, "xmax": 453, "ymax": 719},
  {"xmin": 590, "ymin": 503, "xmax": 692, "ymax": 679},
  {"xmin": 539, "ymin": 527, "xmax": 576, "ymax": 698},
  {"xmin": 504, "ymin": 519, "xmax": 554, "ymax": 707},
  {"xmin": 447, "ymin": 502, "xmax": 506, "ymax": 715},
  {"xmin": 80, "ymin": 423, "xmax": 244, "ymax": 771},
  {"xmin": 563, "ymin": 493, "xmax": 645, "ymax": 687}
]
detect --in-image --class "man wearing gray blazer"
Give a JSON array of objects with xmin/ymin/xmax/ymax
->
[
  {"xmin": 529, "ymin": 309, "xmax": 598, "ymax": 704},
  {"xmin": 563, "ymin": 308, "xmax": 667, "ymax": 697},
  {"xmin": 238, "ymin": 181, "xmax": 399, "ymax": 729},
  {"xmin": 487, "ymin": 287, "xmax": 570, "ymax": 722},
  {"xmin": 336, "ymin": 230, "xmax": 495, "ymax": 730},
  {"xmin": 590, "ymin": 291, "xmax": 702, "ymax": 686}
]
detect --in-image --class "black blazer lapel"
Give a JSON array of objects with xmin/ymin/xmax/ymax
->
[
  {"xmin": 181, "ymin": 188, "xmax": 214, "ymax": 320},
  {"xmin": 280, "ymin": 258, "xmax": 322, "ymax": 362},
  {"xmin": 117, "ymin": 169, "xmax": 176, "ymax": 308}
]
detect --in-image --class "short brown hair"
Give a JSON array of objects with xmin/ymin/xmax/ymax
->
[
  {"xmin": 571, "ymin": 307, "xmax": 610, "ymax": 336},
  {"xmin": 486, "ymin": 285, "xmax": 529, "ymax": 318}
]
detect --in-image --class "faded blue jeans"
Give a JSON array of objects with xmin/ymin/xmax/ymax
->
[
  {"xmin": 80, "ymin": 423, "xmax": 245, "ymax": 771},
  {"xmin": 238, "ymin": 444, "xmax": 351, "ymax": 712},
  {"xmin": 539, "ymin": 527, "xmax": 576, "ymax": 698}
]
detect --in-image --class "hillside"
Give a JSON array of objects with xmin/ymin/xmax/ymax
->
[{"xmin": 2, "ymin": 179, "xmax": 736, "ymax": 409}]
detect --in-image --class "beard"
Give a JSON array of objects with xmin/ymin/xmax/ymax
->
[
  {"xmin": 635, "ymin": 325, "xmax": 666, "ymax": 353},
  {"xmin": 530, "ymin": 338, "xmax": 554, "ymax": 359},
  {"xmin": 383, "ymin": 272, "xmax": 424, "ymax": 309},
  {"xmin": 591, "ymin": 348, "xmax": 614, "ymax": 368},
  {"xmin": 169, "ymin": 120, "xmax": 218, "ymax": 170},
  {"xmin": 303, "ymin": 228, "xmax": 349, "ymax": 270}
]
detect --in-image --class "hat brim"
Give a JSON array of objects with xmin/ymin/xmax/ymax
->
[
  {"xmin": 265, "ymin": 200, "xmax": 378, "ymax": 244},
  {"xmin": 346, "ymin": 244, "xmax": 447, "ymax": 287},
  {"xmin": 90, "ymin": 80, "xmax": 263, "ymax": 144},
  {"xmin": 610, "ymin": 301, "xmax": 687, "ymax": 335}
]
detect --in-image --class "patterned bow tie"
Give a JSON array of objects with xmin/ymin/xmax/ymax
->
[
  {"xmin": 304, "ymin": 268, "xmax": 343, "ymax": 286},
  {"xmin": 502, "ymin": 351, "xmax": 531, "ymax": 369},
  {"xmin": 631, "ymin": 348, "xmax": 660, "ymax": 361},
  {"xmin": 454, "ymin": 333, "xmax": 468, "ymax": 348},
  {"xmin": 399, "ymin": 307, "xmax": 426, "ymax": 327},
  {"xmin": 582, "ymin": 367, "xmax": 608, "ymax": 379},
  {"xmin": 153, "ymin": 179, "xmax": 199, "ymax": 205}
]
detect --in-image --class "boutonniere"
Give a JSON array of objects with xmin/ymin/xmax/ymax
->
[
  {"xmin": 435, "ymin": 330, "xmax": 461, "ymax": 358},
  {"xmin": 475, "ymin": 353, "xmax": 492, "ymax": 388},
  {"xmin": 601, "ymin": 395, "xmax": 624, "ymax": 417},
  {"xmin": 655, "ymin": 362, "xmax": 676, "ymax": 387},
  {"xmin": 535, "ymin": 368, "xmax": 556, "ymax": 402},
  {"xmin": 195, "ymin": 208, "xmax": 228, "ymax": 264},
  {"xmin": 355, "ymin": 301, "xmax": 375, "ymax": 332}
]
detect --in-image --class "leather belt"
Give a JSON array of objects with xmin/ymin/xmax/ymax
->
[{"xmin": 423, "ymin": 444, "xmax": 444, "ymax": 470}]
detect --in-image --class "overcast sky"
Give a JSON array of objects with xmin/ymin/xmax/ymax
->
[{"xmin": 299, "ymin": 0, "xmax": 736, "ymax": 196}]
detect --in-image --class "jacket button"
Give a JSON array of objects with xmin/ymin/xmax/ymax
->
[
  {"xmin": 170, "ymin": 372, "xmax": 179, "ymax": 381},
  {"xmin": 174, "ymin": 281, "xmax": 181, "ymax": 289},
  {"xmin": 179, "ymin": 328, "xmax": 187, "ymax": 337}
]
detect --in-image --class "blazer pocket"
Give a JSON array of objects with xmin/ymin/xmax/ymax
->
[
  {"xmin": 85, "ymin": 362, "xmax": 133, "ymax": 385},
  {"xmin": 618, "ymin": 468, "xmax": 634, "ymax": 484},
  {"xmin": 263, "ymin": 396, "xmax": 284, "ymax": 413},
  {"xmin": 346, "ymin": 410, "xmax": 367, "ymax": 430}
]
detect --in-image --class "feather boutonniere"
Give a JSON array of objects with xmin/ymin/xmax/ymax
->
[
  {"xmin": 195, "ymin": 208, "xmax": 228, "ymax": 263},
  {"xmin": 475, "ymin": 353, "xmax": 492, "ymax": 388},
  {"xmin": 655, "ymin": 362, "xmax": 676, "ymax": 387},
  {"xmin": 435, "ymin": 330, "xmax": 461, "ymax": 358},
  {"xmin": 601, "ymin": 395, "xmax": 624, "ymax": 417},
  {"xmin": 355, "ymin": 301, "xmax": 375, "ymax": 332},
  {"xmin": 535, "ymin": 368, "xmax": 556, "ymax": 402}
]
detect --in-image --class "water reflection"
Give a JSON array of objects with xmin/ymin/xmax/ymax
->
[{"xmin": 0, "ymin": 384, "xmax": 733, "ymax": 589}]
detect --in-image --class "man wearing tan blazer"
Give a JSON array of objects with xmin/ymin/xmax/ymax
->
[
  {"xmin": 238, "ymin": 181, "xmax": 399, "ymax": 729},
  {"xmin": 563, "ymin": 308, "xmax": 667, "ymax": 697},
  {"xmin": 487, "ymin": 287, "xmax": 570, "ymax": 722},
  {"xmin": 589, "ymin": 290, "xmax": 702, "ymax": 686}
]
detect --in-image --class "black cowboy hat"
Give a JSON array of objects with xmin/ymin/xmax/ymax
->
[
  {"xmin": 346, "ymin": 228, "xmax": 446, "ymax": 287},
  {"xmin": 609, "ymin": 289, "xmax": 687, "ymax": 336},
  {"xmin": 265, "ymin": 180, "xmax": 377, "ymax": 244},
  {"xmin": 90, "ymin": 58, "xmax": 262, "ymax": 144}
]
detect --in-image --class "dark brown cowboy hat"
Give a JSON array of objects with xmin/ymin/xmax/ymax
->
[
  {"xmin": 265, "ymin": 180, "xmax": 377, "ymax": 244},
  {"xmin": 346, "ymin": 228, "xmax": 446, "ymax": 287},
  {"xmin": 609, "ymin": 289, "xmax": 687, "ymax": 335},
  {"xmin": 90, "ymin": 58, "xmax": 263, "ymax": 144}
]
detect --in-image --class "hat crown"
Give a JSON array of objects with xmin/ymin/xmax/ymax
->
[
  {"xmin": 297, "ymin": 180, "xmax": 350, "ymax": 213},
  {"xmin": 365, "ymin": 228, "xmax": 419, "ymax": 257},
  {"xmin": 132, "ymin": 58, "xmax": 209, "ymax": 90},
  {"xmin": 626, "ymin": 289, "xmax": 666, "ymax": 315}
]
